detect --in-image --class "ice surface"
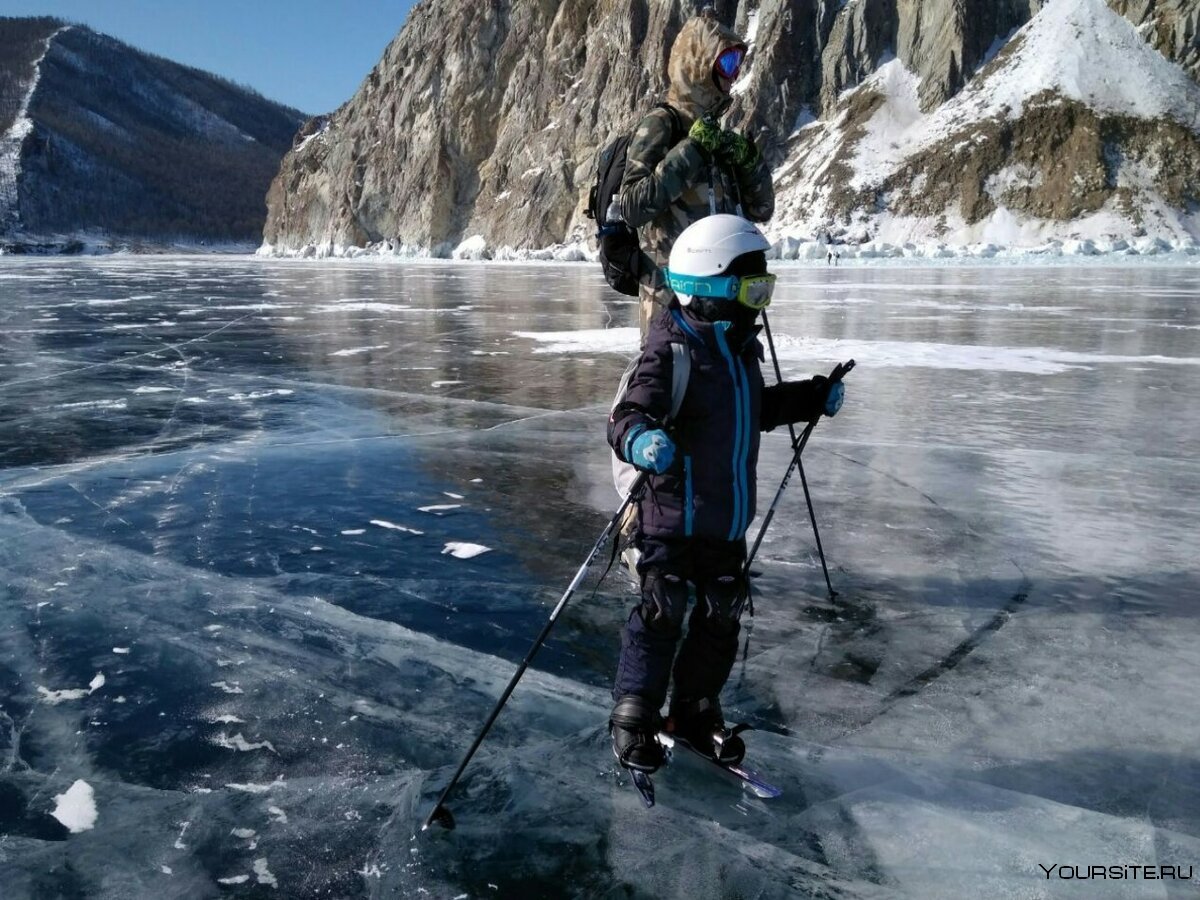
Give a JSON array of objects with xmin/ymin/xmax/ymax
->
[{"xmin": 0, "ymin": 257, "xmax": 1198, "ymax": 898}]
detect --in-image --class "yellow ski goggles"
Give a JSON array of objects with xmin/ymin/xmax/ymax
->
[{"xmin": 665, "ymin": 270, "xmax": 777, "ymax": 310}]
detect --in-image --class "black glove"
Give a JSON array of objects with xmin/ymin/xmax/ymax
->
[{"xmin": 761, "ymin": 376, "xmax": 845, "ymax": 431}]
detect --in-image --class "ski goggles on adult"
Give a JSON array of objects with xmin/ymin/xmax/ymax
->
[
  {"xmin": 666, "ymin": 270, "xmax": 777, "ymax": 310},
  {"xmin": 715, "ymin": 47, "xmax": 746, "ymax": 80}
]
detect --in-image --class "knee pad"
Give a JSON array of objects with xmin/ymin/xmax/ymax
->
[
  {"xmin": 696, "ymin": 574, "xmax": 748, "ymax": 630},
  {"xmin": 638, "ymin": 571, "xmax": 689, "ymax": 636}
]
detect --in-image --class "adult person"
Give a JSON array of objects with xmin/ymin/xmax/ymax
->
[{"xmin": 619, "ymin": 8, "xmax": 775, "ymax": 341}]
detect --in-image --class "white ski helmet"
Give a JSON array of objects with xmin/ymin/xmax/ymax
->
[{"xmin": 666, "ymin": 214, "xmax": 772, "ymax": 306}]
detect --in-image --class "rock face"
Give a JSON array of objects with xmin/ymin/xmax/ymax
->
[
  {"xmin": 264, "ymin": 0, "xmax": 1200, "ymax": 255},
  {"xmin": 1109, "ymin": 0, "xmax": 1200, "ymax": 77},
  {"xmin": 0, "ymin": 18, "xmax": 305, "ymax": 249},
  {"xmin": 774, "ymin": 0, "xmax": 1200, "ymax": 247},
  {"xmin": 265, "ymin": 0, "xmax": 687, "ymax": 256}
]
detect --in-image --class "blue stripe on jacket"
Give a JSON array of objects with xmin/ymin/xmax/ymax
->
[
  {"xmin": 713, "ymin": 322, "xmax": 743, "ymax": 541},
  {"xmin": 734, "ymin": 344, "xmax": 752, "ymax": 537}
]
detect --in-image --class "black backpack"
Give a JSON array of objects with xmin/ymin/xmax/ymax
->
[{"xmin": 586, "ymin": 103, "xmax": 684, "ymax": 297}]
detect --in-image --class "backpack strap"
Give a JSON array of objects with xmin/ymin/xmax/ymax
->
[
  {"xmin": 657, "ymin": 103, "xmax": 685, "ymax": 146},
  {"xmin": 669, "ymin": 342, "xmax": 690, "ymax": 420}
]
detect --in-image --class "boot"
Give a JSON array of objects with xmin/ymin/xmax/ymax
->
[
  {"xmin": 666, "ymin": 696, "xmax": 744, "ymax": 765},
  {"xmin": 609, "ymin": 695, "xmax": 664, "ymax": 773}
]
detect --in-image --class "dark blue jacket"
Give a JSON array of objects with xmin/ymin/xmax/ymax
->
[{"xmin": 609, "ymin": 306, "xmax": 810, "ymax": 542}]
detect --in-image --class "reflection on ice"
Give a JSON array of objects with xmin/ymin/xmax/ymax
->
[{"xmin": 0, "ymin": 258, "xmax": 1197, "ymax": 897}]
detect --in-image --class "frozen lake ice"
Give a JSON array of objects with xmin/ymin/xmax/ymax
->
[{"xmin": 1, "ymin": 256, "xmax": 1198, "ymax": 898}]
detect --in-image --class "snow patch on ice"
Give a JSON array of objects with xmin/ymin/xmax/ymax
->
[
  {"xmin": 517, "ymin": 326, "xmax": 1200, "ymax": 375},
  {"xmin": 213, "ymin": 732, "xmax": 277, "ymax": 754},
  {"xmin": 769, "ymin": 333, "xmax": 1200, "ymax": 374},
  {"xmin": 370, "ymin": 520, "xmax": 424, "ymax": 535},
  {"xmin": 37, "ymin": 671, "xmax": 105, "ymax": 704},
  {"xmin": 311, "ymin": 302, "xmax": 412, "ymax": 313},
  {"xmin": 330, "ymin": 345, "xmax": 388, "ymax": 357},
  {"xmin": 228, "ymin": 389, "xmax": 294, "ymax": 402},
  {"xmin": 55, "ymin": 399, "xmax": 128, "ymax": 412},
  {"xmin": 226, "ymin": 777, "xmax": 285, "ymax": 794},
  {"xmin": 50, "ymin": 780, "xmax": 97, "ymax": 833},
  {"xmin": 516, "ymin": 327, "xmax": 639, "ymax": 355},
  {"xmin": 441, "ymin": 542, "xmax": 492, "ymax": 560},
  {"xmin": 253, "ymin": 858, "xmax": 278, "ymax": 888}
]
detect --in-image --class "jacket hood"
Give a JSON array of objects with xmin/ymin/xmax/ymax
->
[{"xmin": 666, "ymin": 14, "xmax": 746, "ymax": 121}]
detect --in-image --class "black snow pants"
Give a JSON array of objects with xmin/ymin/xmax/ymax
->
[{"xmin": 612, "ymin": 536, "xmax": 747, "ymax": 709}]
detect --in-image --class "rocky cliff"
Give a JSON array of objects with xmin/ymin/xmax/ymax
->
[
  {"xmin": 0, "ymin": 18, "xmax": 306, "ymax": 251},
  {"xmin": 263, "ymin": 0, "xmax": 1200, "ymax": 256}
]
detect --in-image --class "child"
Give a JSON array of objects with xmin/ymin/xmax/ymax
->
[{"xmin": 607, "ymin": 215, "xmax": 845, "ymax": 772}]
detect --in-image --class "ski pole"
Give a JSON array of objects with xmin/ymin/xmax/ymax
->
[
  {"xmin": 423, "ymin": 470, "xmax": 649, "ymax": 832},
  {"xmin": 744, "ymin": 357, "xmax": 854, "ymax": 592},
  {"xmin": 749, "ymin": 311, "xmax": 853, "ymax": 597},
  {"xmin": 745, "ymin": 354, "xmax": 855, "ymax": 589}
]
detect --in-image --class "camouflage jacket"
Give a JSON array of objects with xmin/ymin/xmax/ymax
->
[{"xmin": 618, "ymin": 15, "xmax": 775, "ymax": 323}]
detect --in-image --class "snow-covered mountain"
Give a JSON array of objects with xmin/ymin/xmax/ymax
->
[
  {"xmin": 774, "ymin": 0, "xmax": 1200, "ymax": 254},
  {"xmin": 0, "ymin": 18, "xmax": 306, "ymax": 252},
  {"xmin": 263, "ymin": 0, "xmax": 1200, "ymax": 259}
]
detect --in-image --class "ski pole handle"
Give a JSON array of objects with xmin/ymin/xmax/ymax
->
[
  {"xmin": 792, "ymin": 358, "xmax": 855, "ymax": 444},
  {"xmin": 828, "ymin": 358, "xmax": 855, "ymax": 385}
]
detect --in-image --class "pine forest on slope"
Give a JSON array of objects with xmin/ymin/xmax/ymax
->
[{"xmin": 0, "ymin": 17, "xmax": 306, "ymax": 250}]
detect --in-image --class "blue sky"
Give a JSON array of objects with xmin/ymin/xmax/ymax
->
[{"xmin": 0, "ymin": 1, "xmax": 418, "ymax": 114}]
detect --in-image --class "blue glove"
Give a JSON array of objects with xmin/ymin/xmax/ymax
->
[
  {"xmin": 824, "ymin": 381, "xmax": 845, "ymax": 417},
  {"xmin": 628, "ymin": 428, "xmax": 676, "ymax": 474}
]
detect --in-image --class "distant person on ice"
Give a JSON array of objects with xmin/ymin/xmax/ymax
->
[
  {"xmin": 618, "ymin": 8, "xmax": 775, "ymax": 342},
  {"xmin": 606, "ymin": 215, "xmax": 846, "ymax": 772}
]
